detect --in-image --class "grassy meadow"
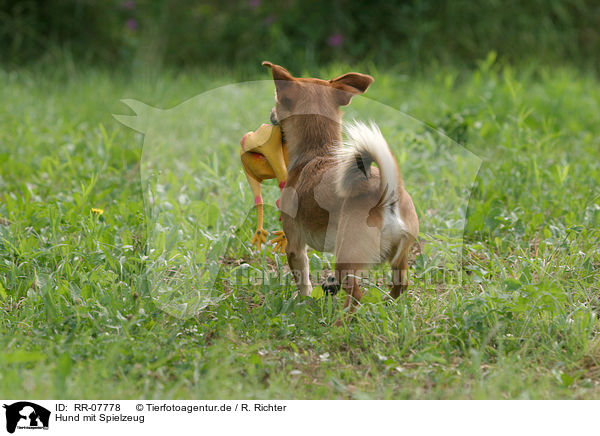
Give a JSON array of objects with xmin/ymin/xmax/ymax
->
[{"xmin": 0, "ymin": 60, "xmax": 599, "ymax": 399}]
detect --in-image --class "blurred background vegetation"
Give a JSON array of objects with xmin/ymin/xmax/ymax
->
[{"xmin": 1, "ymin": 0, "xmax": 599, "ymax": 72}]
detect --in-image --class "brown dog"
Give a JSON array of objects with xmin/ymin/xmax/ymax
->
[{"xmin": 263, "ymin": 61, "xmax": 419, "ymax": 309}]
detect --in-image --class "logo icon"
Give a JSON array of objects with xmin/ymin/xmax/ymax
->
[{"xmin": 3, "ymin": 402, "xmax": 50, "ymax": 434}]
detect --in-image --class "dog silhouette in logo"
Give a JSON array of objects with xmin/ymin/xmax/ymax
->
[{"xmin": 3, "ymin": 402, "xmax": 50, "ymax": 434}]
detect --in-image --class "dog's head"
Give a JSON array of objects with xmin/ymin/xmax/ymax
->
[{"xmin": 262, "ymin": 61, "xmax": 373, "ymax": 137}]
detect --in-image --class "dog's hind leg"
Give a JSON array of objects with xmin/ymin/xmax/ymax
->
[
  {"xmin": 390, "ymin": 245, "xmax": 410, "ymax": 298},
  {"xmin": 333, "ymin": 208, "xmax": 380, "ymax": 309},
  {"xmin": 335, "ymin": 263, "xmax": 365, "ymax": 309}
]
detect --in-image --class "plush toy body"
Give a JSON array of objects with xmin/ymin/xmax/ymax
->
[{"xmin": 240, "ymin": 123, "xmax": 288, "ymax": 252}]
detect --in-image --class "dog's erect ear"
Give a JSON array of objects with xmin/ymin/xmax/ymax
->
[
  {"xmin": 262, "ymin": 61, "xmax": 294, "ymax": 81},
  {"xmin": 330, "ymin": 72, "xmax": 374, "ymax": 94},
  {"xmin": 329, "ymin": 72, "xmax": 374, "ymax": 106},
  {"xmin": 262, "ymin": 61, "xmax": 294, "ymax": 94}
]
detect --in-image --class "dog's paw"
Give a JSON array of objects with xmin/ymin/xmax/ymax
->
[
  {"xmin": 322, "ymin": 275, "xmax": 340, "ymax": 296},
  {"xmin": 251, "ymin": 228, "xmax": 268, "ymax": 250}
]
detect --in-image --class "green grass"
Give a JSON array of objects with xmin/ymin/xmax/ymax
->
[{"xmin": 0, "ymin": 60, "xmax": 599, "ymax": 399}]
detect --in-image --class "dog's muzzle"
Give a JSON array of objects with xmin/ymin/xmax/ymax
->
[
  {"xmin": 269, "ymin": 108, "xmax": 279, "ymax": 125},
  {"xmin": 269, "ymin": 108, "xmax": 286, "ymax": 143}
]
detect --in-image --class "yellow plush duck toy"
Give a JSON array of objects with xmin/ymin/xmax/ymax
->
[{"xmin": 240, "ymin": 123, "xmax": 288, "ymax": 252}]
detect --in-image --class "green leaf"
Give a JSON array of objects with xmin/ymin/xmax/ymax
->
[
  {"xmin": 560, "ymin": 373, "xmax": 574, "ymax": 387},
  {"xmin": 504, "ymin": 278, "xmax": 522, "ymax": 291},
  {"xmin": 311, "ymin": 285, "xmax": 324, "ymax": 300},
  {"xmin": 0, "ymin": 350, "xmax": 45, "ymax": 364}
]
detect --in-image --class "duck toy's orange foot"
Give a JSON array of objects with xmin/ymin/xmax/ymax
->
[
  {"xmin": 270, "ymin": 230, "xmax": 287, "ymax": 253},
  {"xmin": 250, "ymin": 228, "xmax": 268, "ymax": 251}
]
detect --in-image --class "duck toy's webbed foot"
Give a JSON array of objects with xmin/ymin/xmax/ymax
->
[
  {"xmin": 251, "ymin": 228, "xmax": 268, "ymax": 250},
  {"xmin": 270, "ymin": 230, "xmax": 287, "ymax": 253}
]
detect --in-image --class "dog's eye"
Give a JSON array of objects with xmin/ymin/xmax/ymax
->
[{"xmin": 279, "ymin": 96, "xmax": 292, "ymax": 108}]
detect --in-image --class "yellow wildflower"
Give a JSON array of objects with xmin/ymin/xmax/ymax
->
[{"xmin": 91, "ymin": 208, "xmax": 104, "ymax": 215}]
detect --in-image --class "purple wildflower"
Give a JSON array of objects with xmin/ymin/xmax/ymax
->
[
  {"xmin": 263, "ymin": 14, "xmax": 276, "ymax": 26},
  {"xmin": 122, "ymin": 0, "xmax": 136, "ymax": 10},
  {"xmin": 327, "ymin": 33, "xmax": 344, "ymax": 48},
  {"xmin": 249, "ymin": 0, "xmax": 261, "ymax": 9},
  {"xmin": 126, "ymin": 18, "xmax": 138, "ymax": 31}
]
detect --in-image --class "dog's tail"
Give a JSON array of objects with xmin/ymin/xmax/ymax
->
[{"xmin": 335, "ymin": 121, "xmax": 400, "ymax": 204}]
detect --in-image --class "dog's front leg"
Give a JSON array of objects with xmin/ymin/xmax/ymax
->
[
  {"xmin": 279, "ymin": 185, "xmax": 311, "ymax": 297},
  {"xmin": 287, "ymin": 246, "xmax": 312, "ymax": 297},
  {"xmin": 284, "ymin": 231, "xmax": 312, "ymax": 297}
]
